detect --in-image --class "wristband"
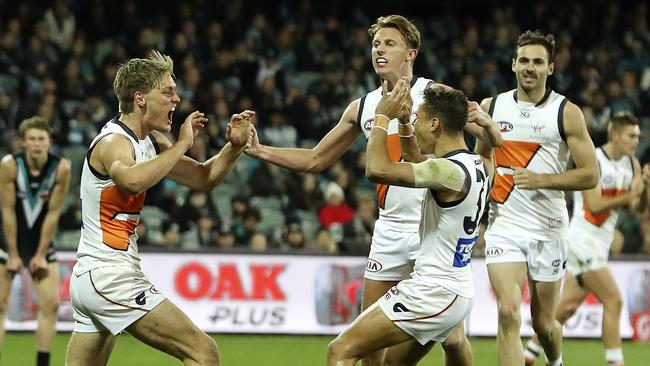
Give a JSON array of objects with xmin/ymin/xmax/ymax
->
[
  {"xmin": 371, "ymin": 125, "xmax": 388, "ymax": 133},
  {"xmin": 399, "ymin": 132, "xmax": 414, "ymax": 138}
]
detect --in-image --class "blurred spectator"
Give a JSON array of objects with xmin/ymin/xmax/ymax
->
[
  {"xmin": 318, "ymin": 182, "xmax": 354, "ymax": 229},
  {"xmin": 216, "ymin": 226, "xmax": 236, "ymax": 251},
  {"xmin": 249, "ymin": 233, "xmax": 269, "ymax": 252},
  {"xmin": 312, "ymin": 228, "xmax": 339, "ymax": 253},
  {"xmin": 234, "ymin": 208, "xmax": 261, "ymax": 246},
  {"xmin": 281, "ymin": 222, "xmax": 306, "ymax": 251}
]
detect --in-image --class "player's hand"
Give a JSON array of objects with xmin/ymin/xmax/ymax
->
[
  {"xmin": 376, "ymin": 77, "xmax": 410, "ymax": 121},
  {"xmin": 178, "ymin": 111, "xmax": 207, "ymax": 150},
  {"xmin": 642, "ymin": 163, "xmax": 650, "ymax": 185},
  {"xmin": 513, "ymin": 167, "xmax": 547, "ymax": 190},
  {"xmin": 6, "ymin": 256, "xmax": 23, "ymax": 274},
  {"xmin": 227, "ymin": 110, "xmax": 254, "ymax": 148},
  {"xmin": 467, "ymin": 101, "xmax": 491, "ymax": 128},
  {"xmin": 244, "ymin": 125, "xmax": 261, "ymax": 157},
  {"xmin": 28, "ymin": 254, "xmax": 48, "ymax": 275}
]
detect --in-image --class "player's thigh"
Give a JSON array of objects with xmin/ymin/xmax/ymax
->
[
  {"xmin": 0, "ymin": 264, "xmax": 13, "ymax": 307},
  {"xmin": 362, "ymin": 279, "xmax": 398, "ymax": 310},
  {"xmin": 580, "ymin": 268, "xmax": 622, "ymax": 305},
  {"xmin": 333, "ymin": 303, "xmax": 412, "ymax": 356},
  {"xmin": 529, "ymin": 278, "xmax": 562, "ymax": 321},
  {"xmin": 126, "ymin": 299, "xmax": 214, "ymax": 360},
  {"xmin": 32, "ymin": 262, "xmax": 60, "ymax": 308},
  {"xmin": 487, "ymin": 262, "xmax": 528, "ymax": 305},
  {"xmin": 66, "ymin": 331, "xmax": 115, "ymax": 366}
]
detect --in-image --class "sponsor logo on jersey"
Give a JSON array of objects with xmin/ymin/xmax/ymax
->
[
  {"xmin": 498, "ymin": 121, "xmax": 513, "ymax": 132},
  {"xmin": 366, "ymin": 259, "xmax": 383, "ymax": 272},
  {"xmin": 531, "ymin": 120, "xmax": 546, "ymax": 134},
  {"xmin": 548, "ymin": 216, "xmax": 565, "ymax": 228},
  {"xmin": 390, "ymin": 287, "xmax": 400, "ymax": 296},
  {"xmin": 520, "ymin": 111, "xmax": 530, "ymax": 118},
  {"xmin": 486, "ymin": 247, "xmax": 504, "ymax": 257},
  {"xmin": 552, "ymin": 259, "xmax": 561, "ymax": 267}
]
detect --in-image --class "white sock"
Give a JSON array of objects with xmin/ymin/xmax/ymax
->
[
  {"xmin": 525, "ymin": 340, "xmax": 543, "ymax": 360},
  {"xmin": 546, "ymin": 353, "xmax": 563, "ymax": 366},
  {"xmin": 605, "ymin": 348, "xmax": 624, "ymax": 365}
]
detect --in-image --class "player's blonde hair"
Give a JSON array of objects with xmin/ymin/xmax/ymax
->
[
  {"xmin": 113, "ymin": 50, "xmax": 174, "ymax": 113},
  {"xmin": 368, "ymin": 15, "xmax": 421, "ymax": 50},
  {"xmin": 19, "ymin": 116, "xmax": 52, "ymax": 137}
]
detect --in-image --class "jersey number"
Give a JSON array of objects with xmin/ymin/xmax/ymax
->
[{"xmin": 454, "ymin": 167, "xmax": 489, "ymax": 268}]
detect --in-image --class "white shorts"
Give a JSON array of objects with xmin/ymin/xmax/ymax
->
[
  {"xmin": 365, "ymin": 220, "xmax": 420, "ymax": 281},
  {"xmin": 70, "ymin": 266, "xmax": 166, "ymax": 335},
  {"xmin": 485, "ymin": 231, "xmax": 568, "ymax": 282},
  {"xmin": 566, "ymin": 230, "xmax": 609, "ymax": 276},
  {"xmin": 378, "ymin": 280, "xmax": 472, "ymax": 345}
]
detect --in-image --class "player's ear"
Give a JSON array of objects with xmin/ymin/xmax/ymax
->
[
  {"xmin": 407, "ymin": 48, "xmax": 418, "ymax": 62},
  {"xmin": 547, "ymin": 62, "xmax": 555, "ymax": 76},
  {"xmin": 134, "ymin": 91, "xmax": 145, "ymax": 108},
  {"xmin": 511, "ymin": 58, "xmax": 516, "ymax": 72}
]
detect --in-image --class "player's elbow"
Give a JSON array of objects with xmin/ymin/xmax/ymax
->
[
  {"xmin": 365, "ymin": 163, "xmax": 387, "ymax": 183},
  {"xmin": 584, "ymin": 169, "xmax": 599, "ymax": 189},
  {"xmin": 115, "ymin": 178, "xmax": 147, "ymax": 196}
]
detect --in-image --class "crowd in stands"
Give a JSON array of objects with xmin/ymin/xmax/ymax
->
[{"xmin": 0, "ymin": 0, "xmax": 649, "ymax": 255}]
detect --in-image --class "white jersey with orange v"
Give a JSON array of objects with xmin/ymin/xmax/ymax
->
[{"xmin": 74, "ymin": 118, "xmax": 159, "ymax": 275}]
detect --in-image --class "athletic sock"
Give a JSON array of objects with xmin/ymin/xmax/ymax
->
[
  {"xmin": 37, "ymin": 351, "xmax": 50, "ymax": 366},
  {"xmin": 546, "ymin": 353, "xmax": 563, "ymax": 366},
  {"xmin": 525, "ymin": 340, "xmax": 543, "ymax": 364},
  {"xmin": 605, "ymin": 348, "xmax": 624, "ymax": 366}
]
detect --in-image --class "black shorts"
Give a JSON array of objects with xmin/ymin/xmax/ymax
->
[{"xmin": 0, "ymin": 246, "xmax": 58, "ymax": 265}]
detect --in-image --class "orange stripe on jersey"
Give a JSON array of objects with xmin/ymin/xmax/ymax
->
[
  {"xmin": 376, "ymin": 134, "xmax": 402, "ymax": 209},
  {"xmin": 491, "ymin": 141, "xmax": 542, "ymax": 203},
  {"xmin": 583, "ymin": 188, "xmax": 627, "ymax": 226},
  {"xmin": 99, "ymin": 185, "xmax": 146, "ymax": 250}
]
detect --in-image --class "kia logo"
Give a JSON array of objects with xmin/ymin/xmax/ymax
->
[
  {"xmin": 366, "ymin": 259, "xmax": 383, "ymax": 272},
  {"xmin": 486, "ymin": 247, "xmax": 503, "ymax": 257},
  {"xmin": 498, "ymin": 121, "xmax": 513, "ymax": 132}
]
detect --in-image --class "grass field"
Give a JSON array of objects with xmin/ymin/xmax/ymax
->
[{"xmin": 3, "ymin": 333, "xmax": 649, "ymax": 365}]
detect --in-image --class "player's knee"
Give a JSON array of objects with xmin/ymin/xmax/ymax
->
[
  {"xmin": 531, "ymin": 318, "xmax": 556, "ymax": 340},
  {"xmin": 0, "ymin": 296, "xmax": 8, "ymax": 315},
  {"xmin": 497, "ymin": 302, "xmax": 521, "ymax": 328},
  {"xmin": 603, "ymin": 293, "xmax": 623, "ymax": 313},
  {"xmin": 556, "ymin": 301, "xmax": 579, "ymax": 322},
  {"xmin": 192, "ymin": 334, "xmax": 220, "ymax": 365},
  {"xmin": 442, "ymin": 333, "xmax": 469, "ymax": 355},
  {"xmin": 41, "ymin": 297, "xmax": 60, "ymax": 317},
  {"xmin": 327, "ymin": 337, "xmax": 352, "ymax": 361}
]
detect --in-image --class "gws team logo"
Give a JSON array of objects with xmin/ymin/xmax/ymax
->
[
  {"xmin": 498, "ymin": 121, "xmax": 513, "ymax": 133},
  {"xmin": 486, "ymin": 247, "xmax": 504, "ymax": 257},
  {"xmin": 363, "ymin": 118, "xmax": 374, "ymax": 131},
  {"xmin": 366, "ymin": 259, "xmax": 383, "ymax": 272}
]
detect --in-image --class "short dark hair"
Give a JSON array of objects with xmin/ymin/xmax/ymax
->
[
  {"xmin": 515, "ymin": 30, "xmax": 555, "ymax": 63},
  {"xmin": 421, "ymin": 87, "xmax": 468, "ymax": 133},
  {"xmin": 18, "ymin": 116, "xmax": 52, "ymax": 137},
  {"xmin": 368, "ymin": 15, "xmax": 420, "ymax": 50},
  {"xmin": 608, "ymin": 112, "xmax": 639, "ymax": 135}
]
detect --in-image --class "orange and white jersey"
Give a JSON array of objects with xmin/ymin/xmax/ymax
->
[
  {"xmin": 358, "ymin": 76, "xmax": 433, "ymax": 232},
  {"xmin": 487, "ymin": 89, "xmax": 571, "ymax": 241},
  {"xmin": 74, "ymin": 118, "xmax": 160, "ymax": 274},
  {"xmin": 415, "ymin": 151, "xmax": 490, "ymax": 298},
  {"xmin": 571, "ymin": 147, "xmax": 634, "ymax": 244}
]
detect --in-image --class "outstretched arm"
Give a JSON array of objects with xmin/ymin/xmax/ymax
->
[
  {"xmin": 514, "ymin": 101, "xmax": 599, "ymax": 190},
  {"xmin": 470, "ymin": 98, "xmax": 503, "ymax": 160},
  {"xmin": 162, "ymin": 110, "xmax": 253, "ymax": 191},
  {"xmin": 245, "ymin": 99, "xmax": 362, "ymax": 173}
]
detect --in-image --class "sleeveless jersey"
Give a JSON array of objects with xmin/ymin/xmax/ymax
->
[
  {"xmin": 74, "ymin": 118, "xmax": 159, "ymax": 274},
  {"xmin": 487, "ymin": 89, "xmax": 570, "ymax": 240},
  {"xmin": 358, "ymin": 77, "xmax": 434, "ymax": 232},
  {"xmin": 571, "ymin": 147, "xmax": 634, "ymax": 245},
  {"xmin": 13, "ymin": 152, "xmax": 61, "ymax": 247},
  {"xmin": 414, "ymin": 151, "xmax": 489, "ymax": 298}
]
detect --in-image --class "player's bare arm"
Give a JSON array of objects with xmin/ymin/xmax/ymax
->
[
  {"xmin": 472, "ymin": 97, "xmax": 504, "ymax": 157},
  {"xmin": 367, "ymin": 79, "xmax": 467, "ymax": 203},
  {"xmin": 0, "ymin": 156, "xmax": 21, "ymax": 273},
  {"xmin": 245, "ymin": 99, "xmax": 362, "ymax": 173},
  {"xmin": 514, "ymin": 101, "xmax": 599, "ymax": 190},
  {"xmin": 397, "ymin": 90, "xmax": 427, "ymax": 163},
  {"xmin": 157, "ymin": 110, "xmax": 253, "ymax": 191},
  {"xmin": 28, "ymin": 159, "xmax": 70, "ymax": 274},
  {"xmin": 629, "ymin": 158, "xmax": 649, "ymax": 214},
  {"xmin": 92, "ymin": 111, "xmax": 204, "ymax": 195}
]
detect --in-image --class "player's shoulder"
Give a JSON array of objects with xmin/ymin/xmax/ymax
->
[{"xmin": 0, "ymin": 154, "xmax": 17, "ymax": 179}]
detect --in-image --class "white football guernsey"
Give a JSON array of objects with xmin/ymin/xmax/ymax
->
[
  {"xmin": 74, "ymin": 118, "xmax": 159, "ymax": 274},
  {"xmin": 414, "ymin": 151, "xmax": 490, "ymax": 298},
  {"xmin": 358, "ymin": 77, "xmax": 434, "ymax": 232},
  {"xmin": 487, "ymin": 89, "xmax": 571, "ymax": 241},
  {"xmin": 571, "ymin": 147, "xmax": 634, "ymax": 245}
]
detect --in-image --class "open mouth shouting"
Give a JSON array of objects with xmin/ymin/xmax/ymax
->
[
  {"xmin": 168, "ymin": 106, "xmax": 175, "ymax": 125},
  {"xmin": 375, "ymin": 57, "xmax": 388, "ymax": 67}
]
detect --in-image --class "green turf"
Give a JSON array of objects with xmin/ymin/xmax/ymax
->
[{"xmin": 2, "ymin": 333, "xmax": 649, "ymax": 365}]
